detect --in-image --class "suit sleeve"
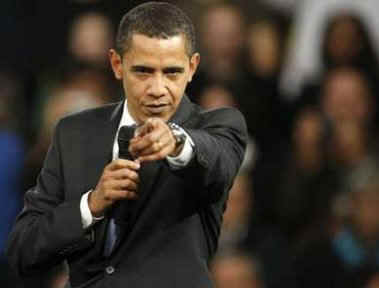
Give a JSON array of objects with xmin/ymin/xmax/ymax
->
[
  {"xmin": 181, "ymin": 107, "xmax": 248, "ymax": 204},
  {"xmin": 6, "ymin": 120, "xmax": 93, "ymax": 276}
]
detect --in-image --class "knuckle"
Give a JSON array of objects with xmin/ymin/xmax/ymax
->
[
  {"xmin": 123, "ymin": 169, "xmax": 130, "ymax": 178},
  {"xmin": 124, "ymin": 179, "xmax": 131, "ymax": 187},
  {"xmin": 104, "ymin": 180, "xmax": 114, "ymax": 190},
  {"xmin": 114, "ymin": 159, "xmax": 125, "ymax": 166},
  {"xmin": 157, "ymin": 151, "xmax": 165, "ymax": 158},
  {"xmin": 103, "ymin": 190, "xmax": 111, "ymax": 200}
]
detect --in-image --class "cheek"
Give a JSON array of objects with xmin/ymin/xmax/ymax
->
[
  {"xmin": 171, "ymin": 78, "xmax": 188, "ymax": 99},
  {"xmin": 124, "ymin": 78, "xmax": 145, "ymax": 102}
]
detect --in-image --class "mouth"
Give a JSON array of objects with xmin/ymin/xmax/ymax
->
[{"xmin": 144, "ymin": 103, "xmax": 169, "ymax": 114}]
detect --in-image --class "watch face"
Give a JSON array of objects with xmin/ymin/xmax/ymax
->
[
  {"xmin": 176, "ymin": 131, "xmax": 186, "ymax": 146},
  {"xmin": 169, "ymin": 123, "xmax": 186, "ymax": 147}
]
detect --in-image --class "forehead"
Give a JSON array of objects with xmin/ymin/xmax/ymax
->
[{"xmin": 124, "ymin": 33, "xmax": 189, "ymax": 64}]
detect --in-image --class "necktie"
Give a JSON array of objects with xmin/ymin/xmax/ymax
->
[{"xmin": 104, "ymin": 218, "xmax": 119, "ymax": 257}]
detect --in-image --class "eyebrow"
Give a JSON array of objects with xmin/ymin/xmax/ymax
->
[
  {"xmin": 130, "ymin": 65, "xmax": 185, "ymax": 74},
  {"xmin": 131, "ymin": 66, "xmax": 155, "ymax": 73}
]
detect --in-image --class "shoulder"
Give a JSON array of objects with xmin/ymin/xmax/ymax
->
[
  {"xmin": 56, "ymin": 102, "xmax": 121, "ymax": 130},
  {"xmin": 201, "ymin": 106, "xmax": 245, "ymax": 122},
  {"xmin": 191, "ymin": 105, "xmax": 247, "ymax": 132}
]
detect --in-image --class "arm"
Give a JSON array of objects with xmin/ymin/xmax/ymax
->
[
  {"xmin": 128, "ymin": 107, "xmax": 248, "ymax": 204},
  {"xmin": 7, "ymin": 119, "xmax": 141, "ymax": 276},
  {"xmin": 181, "ymin": 107, "xmax": 248, "ymax": 203},
  {"xmin": 6, "ymin": 120, "xmax": 92, "ymax": 276}
]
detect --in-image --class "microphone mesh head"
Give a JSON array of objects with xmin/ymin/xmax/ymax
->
[{"xmin": 118, "ymin": 125, "xmax": 135, "ymax": 159}]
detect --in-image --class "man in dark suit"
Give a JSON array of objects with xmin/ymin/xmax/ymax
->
[{"xmin": 6, "ymin": 2, "xmax": 247, "ymax": 287}]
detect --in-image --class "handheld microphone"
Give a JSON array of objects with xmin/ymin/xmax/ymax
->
[
  {"xmin": 118, "ymin": 125, "xmax": 136, "ymax": 160},
  {"xmin": 112, "ymin": 125, "xmax": 136, "ymax": 226}
]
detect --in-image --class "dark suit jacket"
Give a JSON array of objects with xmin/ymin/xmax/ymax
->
[{"xmin": 6, "ymin": 96, "xmax": 247, "ymax": 288}]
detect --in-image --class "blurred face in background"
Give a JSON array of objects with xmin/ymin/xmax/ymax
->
[
  {"xmin": 292, "ymin": 109, "xmax": 325, "ymax": 170},
  {"xmin": 330, "ymin": 121, "xmax": 368, "ymax": 167},
  {"xmin": 110, "ymin": 34, "xmax": 199, "ymax": 124},
  {"xmin": 43, "ymin": 79, "xmax": 106, "ymax": 140},
  {"xmin": 200, "ymin": 5, "xmax": 244, "ymax": 80},
  {"xmin": 69, "ymin": 12, "xmax": 114, "ymax": 66},
  {"xmin": 211, "ymin": 255, "xmax": 262, "ymax": 288},
  {"xmin": 247, "ymin": 21, "xmax": 281, "ymax": 76},
  {"xmin": 326, "ymin": 15, "xmax": 362, "ymax": 65},
  {"xmin": 293, "ymin": 109, "xmax": 324, "ymax": 150},
  {"xmin": 350, "ymin": 184, "xmax": 379, "ymax": 244},
  {"xmin": 199, "ymin": 85, "xmax": 237, "ymax": 109},
  {"xmin": 322, "ymin": 68, "xmax": 373, "ymax": 125}
]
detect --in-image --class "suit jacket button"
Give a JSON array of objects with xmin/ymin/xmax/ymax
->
[{"xmin": 105, "ymin": 266, "xmax": 115, "ymax": 275}]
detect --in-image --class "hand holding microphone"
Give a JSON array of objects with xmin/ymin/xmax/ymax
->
[
  {"xmin": 88, "ymin": 126, "xmax": 140, "ymax": 217},
  {"xmin": 88, "ymin": 117, "xmax": 182, "ymax": 216}
]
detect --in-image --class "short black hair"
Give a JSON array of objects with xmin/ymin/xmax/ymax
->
[{"xmin": 115, "ymin": 2, "xmax": 196, "ymax": 57}]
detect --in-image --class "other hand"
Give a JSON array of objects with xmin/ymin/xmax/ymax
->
[{"xmin": 89, "ymin": 159, "xmax": 140, "ymax": 217}]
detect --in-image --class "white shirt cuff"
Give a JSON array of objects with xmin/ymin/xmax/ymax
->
[
  {"xmin": 166, "ymin": 130, "xmax": 194, "ymax": 169},
  {"xmin": 80, "ymin": 190, "xmax": 104, "ymax": 229}
]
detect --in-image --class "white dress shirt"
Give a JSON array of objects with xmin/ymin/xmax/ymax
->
[{"xmin": 80, "ymin": 101, "xmax": 194, "ymax": 228}]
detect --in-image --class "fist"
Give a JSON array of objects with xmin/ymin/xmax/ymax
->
[
  {"xmin": 89, "ymin": 159, "xmax": 140, "ymax": 217},
  {"xmin": 129, "ymin": 117, "xmax": 179, "ymax": 162}
]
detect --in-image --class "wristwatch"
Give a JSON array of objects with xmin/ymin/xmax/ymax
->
[{"xmin": 167, "ymin": 122, "xmax": 187, "ymax": 150}]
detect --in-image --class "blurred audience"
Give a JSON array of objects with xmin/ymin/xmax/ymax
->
[
  {"xmin": 24, "ymin": 69, "xmax": 107, "ymax": 191},
  {"xmin": 198, "ymin": 85, "xmax": 237, "ymax": 109},
  {"xmin": 272, "ymin": 108, "xmax": 338, "ymax": 248},
  {"xmin": 297, "ymin": 13, "xmax": 379, "ymax": 113},
  {"xmin": 0, "ymin": 71, "xmax": 25, "ymax": 288},
  {"xmin": 199, "ymin": 4, "xmax": 245, "ymax": 84},
  {"xmin": 321, "ymin": 67, "xmax": 374, "ymax": 127},
  {"xmin": 281, "ymin": 0, "xmax": 379, "ymax": 98},
  {"xmin": 321, "ymin": 67, "xmax": 379, "ymax": 177},
  {"xmin": 234, "ymin": 18, "xmax": 291, "ymax": 158},
  {"xmin": 68, "ymin": 12, "xmax": 114, "ymax": 69},
  {"xmin": 188, "ymin": 3, "xmax": 246, "ymax": 101},
  {"xmin": 295, "ymin": 164, "xmax": 379, "ymax": 288},
  {"xmin": 211, "ymin": 249, "xmax": 264, "ymax": 288},
  {"xmin": 4, "ymin": 1, "xmax": 379, "ymax": 287}
]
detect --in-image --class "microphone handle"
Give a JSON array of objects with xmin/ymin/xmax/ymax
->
[{"xmin": 112, "ymin": 138, "xmax": 134, "ymax": 226}]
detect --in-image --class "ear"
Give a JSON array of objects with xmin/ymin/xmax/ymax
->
[
  {"xmin": 188, "ymin": 52, "xmax": 200, "ymax": 83},
  {"xmin": 109, "ymin": 49, "xmax": 123, "ymax": 80}
]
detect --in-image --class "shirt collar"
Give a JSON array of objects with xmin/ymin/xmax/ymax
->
[{"xmin": 118, "ymin": 100, "xmax": 136, "ymax": 129}]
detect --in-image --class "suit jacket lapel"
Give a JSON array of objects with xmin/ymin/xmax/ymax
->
[{"xmin": 83, "ymin": 102, "xmax": 123, "ymax": 191}]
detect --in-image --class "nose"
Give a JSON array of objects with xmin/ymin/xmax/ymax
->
[{"xmin": 148, "ymin": 74, "xmax": 167, "ymax": 98}]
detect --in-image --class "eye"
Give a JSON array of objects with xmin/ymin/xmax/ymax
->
[
  {"xmin": 164, "ymin": 68, "xmax": 184, "ymax": 79},
  {"xmin": 166, "ymin": 71, "xmax": 180, "ymax": 79}
]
